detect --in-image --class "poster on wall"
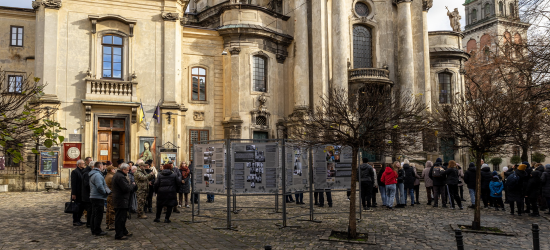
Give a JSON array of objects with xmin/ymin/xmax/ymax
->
[
  {"xmin": 40, "ymin": 151, "xmax": 59, "ymax": 175},
  {"xmin": 63, "ymin": 143, "xmax": 82, "ymax": 168},
  {"xmin": 193, "ymin": 143, "xmax": 225, "ymax": 193},
  {"xmin": 313, "ymin": 145, "xmax": 353, "ymax": 189},
  {"xmin": 160, "ymin": 148, "xmax": 177, "ymax": 166},
  {"xmin": 285, "ymin": 145, "xmax": 309, "ymax": 192},
  {"xmin": 232, "ymin": 142, "xmax": 279, "ymax": 194},
  {"xmin": 138, "ymin": 137, "xmax": 156, "ymax": 166}
]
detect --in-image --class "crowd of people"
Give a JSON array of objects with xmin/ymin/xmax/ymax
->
[{"xmin": 69, "ymin": 157, "xmax": 193, "ymax": 240}]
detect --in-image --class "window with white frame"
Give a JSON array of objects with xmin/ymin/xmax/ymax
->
[{"xmin": 10, "ymin": 26, "xmax": 23, "ymax": 47}]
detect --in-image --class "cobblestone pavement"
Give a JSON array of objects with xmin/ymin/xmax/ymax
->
[{"xmin": 0, "ymin": 185, "xmax": 549, "ymax": 249}]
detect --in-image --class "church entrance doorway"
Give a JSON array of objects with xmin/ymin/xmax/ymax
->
[{"xmin": 97, "ymin": 118, "xmax": 126, "ymax": 167}]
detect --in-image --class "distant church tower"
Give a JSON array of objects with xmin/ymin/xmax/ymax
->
[{"xmin": 462, "ymin": 0, "xmax": 530, "ymax": 53}]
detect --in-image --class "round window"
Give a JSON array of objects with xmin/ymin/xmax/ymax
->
[{"xmin": 355, "ymin": 2, "xmax": 370, "ymax": 17}]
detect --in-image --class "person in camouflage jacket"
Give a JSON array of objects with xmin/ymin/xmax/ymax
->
[{"xmin": 135, "ymin": 163, "xmax": 155, "ymax": 219}]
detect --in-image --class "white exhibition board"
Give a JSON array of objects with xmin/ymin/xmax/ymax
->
[
  {"xmin": 232, "ymin": 142, "xmax": 280, "ymax": 194},
  {"xmin": 313, "ymin": 145, "xmax": 353, "ymax": 189},
  {"xmin": 193, "ymin": 143, "xmax": 226, "ymax": 193}
]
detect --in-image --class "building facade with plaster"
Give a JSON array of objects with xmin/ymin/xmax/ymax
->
[{"xmin": 0, "ymin": 0, "xmax": 468, "ymax": 190}]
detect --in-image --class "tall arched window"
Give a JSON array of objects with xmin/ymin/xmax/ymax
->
[
  {"xmin": 439, "ymin": 73, "xmax": 452, "ymax": 104},
  {"xmin": 253, "ymin": 56, "xmax": 267, "ymax": 92},
  {"xmin": 499, "ymin": 1, "xmax": 503, "ymax": 14},
  {"xmin": 102, "ymin": 35, "xmax": 123, "ymax": 79},
  {"xmin": 191, "ymin": 67, "xmax": 206, "ymax": 101},
  {"xmin": 471, "ymin": 9, "xmax": 477, "ymax": 22},
  {"xmin": 484, "ymin": 3, "xmax": 491, "ymax": 17},
  {"xmin": 510, "ymin": 3, "xmax": 515, "ymax": 17},
  {"xmin": 353, "ymin": 25, "xmax": 373, "ymax": 68}
]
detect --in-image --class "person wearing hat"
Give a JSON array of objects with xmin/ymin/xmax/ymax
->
[
  {"xmin": 463, "ymin": 163, "xmax": 477, "ymax": 208},
  {"xmin": 489, "ymin": 175, "xmax": 505, "ymax": 211},
  {"xmin": 135, "ymin": 162, "xmax": 155, "ymax": 219},
  {"xmin": 541, "ymin": 164, "xmax": 550, "ymax": 215},
  {"xmin": 508, "ymin": 164, "xmax": 529, "ymax": 215},
  {"xmin": 480, "ymin": 164, "xmax": 493, "ymax": 208}
]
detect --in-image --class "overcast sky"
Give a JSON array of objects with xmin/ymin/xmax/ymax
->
[{"xmin": 0, "ymin": 0, "xmax": 466, "ymax": 31}]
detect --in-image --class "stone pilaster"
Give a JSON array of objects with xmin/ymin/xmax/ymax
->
[
  {"xmin": 422, "ymin": 0, "xmax": 432, "ymax": 109},
  {"xmin": 162, "ymin": 11, "xmax": 182, "ymax": 107},
  {"xmin": 229, "ymin": 47, "xmax": 241, "ymax": 120},
  {"xmin": 331, "ymin": 0, "xmax": 349, "ymax": 91},
  {"xmin": 396, "ymin": 0, "xmax": 415, "ymax": 94},
  {"xmin": 34, "ymin": 0, "xmax": 61, "ymax": 102},
  {"xmin": 312, "ymin": 0, "xmax": 328, "ymax": 109},
  {"xmin": 293, "ymin": 0, "xmax": 310, "ymax": 110}
]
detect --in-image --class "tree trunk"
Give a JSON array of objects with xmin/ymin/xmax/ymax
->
[
  {"xmin": 472, "ymin": 151, "xmax": 483, "ymax": 230},
  {"xmin": 521, "ymin": 146, "xmax": 529, "ymax": 162},
  {"xmin": 348, "ymin": 147, "xmax": 358, "ymax": 239}
]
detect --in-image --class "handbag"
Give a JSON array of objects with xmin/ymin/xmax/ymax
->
[{"xmin": 64, "ymin": 197, "xmax": 79, "ymax": 214}]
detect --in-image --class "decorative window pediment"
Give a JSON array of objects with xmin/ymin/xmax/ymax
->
[{"xmin": 89, "ymin": 15, "xmax": 137, "ymax": 37}]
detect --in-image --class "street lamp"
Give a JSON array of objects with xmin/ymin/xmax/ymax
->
[{"xmin": 530, "ymin": 146, "xmax": 533, "ymax": 163}]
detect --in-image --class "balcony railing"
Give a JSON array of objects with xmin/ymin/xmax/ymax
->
[
  {"xmin": 349, "ymin": 68, "xmax": 392, "ymax": 85},
  {"xmin": 85, "ymin": 78, "xmax": 138, "ymax": 102}
]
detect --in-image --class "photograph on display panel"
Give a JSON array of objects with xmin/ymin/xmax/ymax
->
[
  {"xmin": 193, "ymin": 143, "xmax": 225, "ymax": 193},
  {"xmin": 232, "ymin": 143, "xmax": 279, "ymax": 194},
  {"xmin": 285, "ymin": 145, "xmax": 309, "ymax": 192},
  {"xmin": 313, "ymin": 145, "xmax": 353, "ymax": 189}
]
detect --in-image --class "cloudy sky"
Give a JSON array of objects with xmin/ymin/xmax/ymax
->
[{"xmin": 0, "ymin": 0, "xmax": 465, "ymax": 31}]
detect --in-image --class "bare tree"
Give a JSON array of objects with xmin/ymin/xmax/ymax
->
[
  {"xmin": 432, "ymin": 54, "xmax": 523, "ymax": 230},
  {"xmin": 292, "ymin": 85, "xmax": 427, "ymax": 239},
  {"xmin": 0, "ymin": 69, "xmax": 65, "ymax": 164}
]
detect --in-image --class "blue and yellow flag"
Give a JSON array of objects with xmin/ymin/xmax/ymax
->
[{"xmin": 139, "ymin": 101, "xmax": 145, "ymax": 123}]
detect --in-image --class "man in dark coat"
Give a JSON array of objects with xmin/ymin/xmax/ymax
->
[
  {"xmin": 81, "ymin": 160, "xmax": 93, "ymax": 228},
  {"xmin": 111, "ymin": 163, "xmax": 136, "ymax": 240},
  {"xmin": 480, "ymin": 164, "xmax": 493, "ymax": 208},
  {"xmin": 70, "ymin": 159, "xmax": 86, "ymax": 226},
  {"xmin": 154, "ymin": 164, "xmax": 181, "ymax": 223},
  {"xmin": 358, "ymin": 158, "xmax": 375, "ymax": 211},
  {"xmin": 526, "ymin": 170, "xmax": 542, "ymax": 217},
  {"xmin": 508, "ymin": 164, "xmax": 529, "ymax": 215},
  {"xmin": 463, "ymin": 163, "xmax": 477, "ymax": 208},
  {"xmin": 403, "ymin": 163, "xmax": 420, "ymax": 206},
  {"xmin": 429, "ymin": 158, "xmax": 447, "ymax": 208},
  {"xmin": 541, "ymin": 164, "xmax": 550, "ymax": 215}
]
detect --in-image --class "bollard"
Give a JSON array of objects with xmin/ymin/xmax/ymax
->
[
  {"xmin": 455, "ymin": 229, "xmax": 464, "ymax": 250},
  {"xmin": 264, "ymin": 245, "xmax": 272, "ymax": 250},
  {"xmin": 532, "ymin": 224, "xmax": 540, "ymax": 250}
]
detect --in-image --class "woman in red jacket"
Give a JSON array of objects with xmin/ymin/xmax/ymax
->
[{"xmin": 381, "ymin": 164, "xmax": 398, "ymax": 209}]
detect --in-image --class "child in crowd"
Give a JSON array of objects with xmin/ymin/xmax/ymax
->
[{"xmin": 489, "ymin": 175, "xmax": 505, "ymax": 211}]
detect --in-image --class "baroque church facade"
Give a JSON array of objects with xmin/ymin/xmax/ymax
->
[{"xmin": 0, "ymin": 0, "xmax": 469, "ymax": 190}]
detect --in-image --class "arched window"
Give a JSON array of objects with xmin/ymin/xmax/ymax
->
[
  {"xmin": 353, "ymin": 25, "xmax": 373, "ymax": 68},
  {"xmin": 439, "ymin": 72, "xmax": 452, "ymax": 104},
  {"xmin": 484, "ymin": 3, "xmax": 491, "ymax": 17},
  {"xmin": 102, "ymin": 35, "xmax": 123, "ymax": 79},
  {"xmin": 510, "ymin": 3, "xmax": 515, "ymax": 17},
  {"xmin": 467, "ymin": 39, "xmax": 477, "ymax": 53},
  {"xmin": 191, "ymin": 67, "xmax": 206, "ymax": 101},
  {"xmin": 253, "ymin": 56, "xmax": 267, "ymax": 92},
  {"xmin": 499, "ymin": 1, "xmax": 503, "ymax": 14},
  {"xmin": 471, "ymin": 9, "xmax": 477, "ymax": 22}
]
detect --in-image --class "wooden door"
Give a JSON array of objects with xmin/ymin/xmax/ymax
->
[{"xmin": 98, "ymin": 131, "xmax": 112, "ymax": 162}]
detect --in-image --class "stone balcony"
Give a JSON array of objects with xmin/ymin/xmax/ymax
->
[
  {"xmin": 348, "ymin": 68, "xmax": 393, "ymax": 86},
  {"xmin": 85, "ymin": 78, "xmax": 138, "ymax": 102}
]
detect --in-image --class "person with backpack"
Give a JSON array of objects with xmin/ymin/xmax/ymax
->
[
  {"xmin": 429, "ymin": 158, "xmax": 447, "ymax": 208},
  {"xmin": 541, "ymin": 164, "xmax": 550, "ymax": 215},
  {"xmin": 358, "ymin": 158, "xmax": 375, "ymax": 211},
  {"xmin": 526, "ymin": 170, "xmax": 542, "ymax": 217},
  {"xmin": 380, "ymin": 164, "xmax": 398, "ymax": 210},
  {"xmin": 480, "ymin": 164, "xmax": 492, "ymax": 208},
  {"xmin": 507, "ymin": 164, "xmax": 528, "ymax": 216},
  {"xmin": 443, "ymin": 160, "xmax": 463, "ymax": 210},
  {"xmin": 421, "ymin": 161, "xmax": 434, "ymax": 205},
  {"xmin": 395, "ymin": 162, "xmax": 406, "ymax": 208},
  {"xmin": 489, "ymin": 175, "xmax": 505, "ymax": 211},
  {"xmin": 403, "ymin": 162, "xmax": 420, "ymax": 206},
  {"xmin": 463, "ymin": 163, "xmax": 477, "ymax": 208}
]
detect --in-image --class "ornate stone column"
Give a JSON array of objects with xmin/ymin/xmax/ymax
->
[
  {"xmin": 396, "ymin": 0, "xmax": 415, "ymax": 93},
  {"xmin": 331, "ymin": 0, "xmax": 349, "ymax": 90},
  {"xmin": 293, "ymin": 0, "xmax": 310, "ymax": 110},
  {"xmin": 33, "ymin": 0, "xmax": 62, "ymax": 102},
  {"xmin": 423, "ymin": 0, "xmax": 433, "ymax": 109},
  {"xmin": 222, "ymin": 47, "xmax": 243, "ymax": 139}
]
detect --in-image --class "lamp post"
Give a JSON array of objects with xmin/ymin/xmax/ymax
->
[{"xmin": 530, "ymin": 146, "xmax": 533, "ymax": 164}]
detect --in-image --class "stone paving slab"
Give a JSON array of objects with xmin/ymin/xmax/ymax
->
[{"xmin": 0, "ymin": 185, "xmax": 549, "ymax": 249}]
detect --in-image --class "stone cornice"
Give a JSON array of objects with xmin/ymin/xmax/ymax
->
[
  {"xmin": 161, "ymin": 12, "xmax": 180, "ymax": 22},
  {"xmin": 422, "ymin": 0, "xmax": 433, "ymax": 11},
  {"xmin": 463, "ymin": 18, "xmax": 530, "ymax": 36},
  {"xmin": 393, "ymin": 0, "xmax": 413, "ymax": 4},
  {"xmin": 32, "ymin": 0, "xmax": 62, "ymax": 10},
  {"xmin": 229, "ymin": 47, "xmax": 241, "ymax": 55}
]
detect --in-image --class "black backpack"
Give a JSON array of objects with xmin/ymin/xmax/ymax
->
[
  {"xmin": 432, "ymin": 166, "xmax": 444, "ymax": 178},
  {"xmin": 505, "ymin": 172, "xmax": 520, "ymax": 190}
]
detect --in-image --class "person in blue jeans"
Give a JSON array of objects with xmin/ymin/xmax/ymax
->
[
  {"xmin": 378, "ymin": 165, "xmax": 388, "ymax": 207},
  {"xmin": 395, "ymin": 162, "xmax": 406, "ymax": 208},
  {"xmin": 463, "ymin": 162, "xmax": 477, "ymax": 208},
  {"xmin": 381, "ymin": 165, "xmax": 398, "ymax": 209},
  {"xmin": 403, "ymin": 162, "xmax": 420, "ymax": 206},
  {"xmin": 294, "ymin": 192, "xmax": 304, "ymax": 204}
]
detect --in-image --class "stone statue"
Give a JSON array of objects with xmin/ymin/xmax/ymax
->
[{"xmin": 446, "ymin": 7, "xmax": 462, "ymax": 32}]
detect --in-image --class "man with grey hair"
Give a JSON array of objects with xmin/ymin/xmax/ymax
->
[
  {"xmin": 111, "ymin": 163, "xmax": 136, "ymax": 240},
  {"xmin": 70, "ymin": 159, "xmax": 87, "ymax": 226},
  {"xmin": 81, "ymin": 160, "xmax": 95, "ymax": 228}
]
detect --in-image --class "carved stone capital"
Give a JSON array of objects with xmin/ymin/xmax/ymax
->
[
  {"xmin": 393, "ymin": 0, "xmax": 413, "ymax": 4},
  {"xmin": 229, "ymin": 47, "xmax": 241, "ymax": 55},
  {"xmin": 193, "ymin": 111, "xmax": 205, "ymax": 121},
  {"xmin": 42, "ymin": 0, "xmax": 62, "ymax": 9},
  {"xmin": 180, "ymin": 16, "xmax": 190, "ymax": 26},
  {"xmin": 131, "ymin": 107, "xmax": 138, "ymax": 124},
  {"xmin": 223, "ymin": 119, "xmax": 243, "ymax": 139},
  {"xmin": 422, "ymin": 0, "xmax": 433, "ymax": 11},
  {"xmin": 32, "ymin": 1, "xmax": 41, "ymax": 10},
  {"xmin": 161, "ymin": 12, "xmax": 180, "ymax": 22},
  {"xmin": 276, "ymin": 54, "xmax": 286, "ymax": 64}
]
